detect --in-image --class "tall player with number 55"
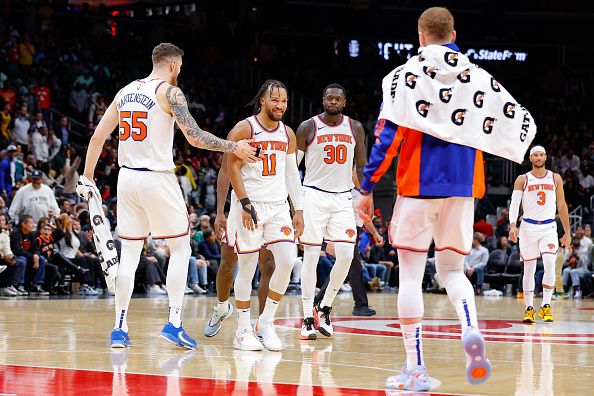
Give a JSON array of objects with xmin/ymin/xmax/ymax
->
[
  {"xmin": 296, "ymin": 84, "xmax": 367, "ymax": 340},
  {"xmin": 508, "ymin": 146, "xmax": 570, "ymax": 324},
  {"xmin": 78, "ymin": 43, "xmax": 258, "ymax": 350}
]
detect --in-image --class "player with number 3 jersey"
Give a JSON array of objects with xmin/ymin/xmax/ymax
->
[{"xmin": 509, "ymin": 145, "xmax": 570, "ymax": 324}]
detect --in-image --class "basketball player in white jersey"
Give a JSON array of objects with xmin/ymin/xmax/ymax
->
[
  {"xmin": 77, "ymin": 43, "xmax": 258, "ymax": 349},
  {"xmin": 202, "ymin": 153, "xmax": 276, "ymax": 338},
  {"xmin": 509, "ymin": 145, "xmax": 570, "ymax": 323},
  {"xmin": 227, "ymin": 80, "xmax": 304, "ymax": 351},
  {"xmin": 295, "ymin": 83, "xmax": 367, "ymax": 340}
]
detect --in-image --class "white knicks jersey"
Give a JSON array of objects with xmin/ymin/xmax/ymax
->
[
  {"xmin": 522, "ymin": 170, "xmax": 557, "ymax": 221},
  {"xmin": 117, "ymin": 78, "xmax": 175, "ymax": 172},
  {"xmin": 303, "ymin": 115, "xmax": 356, "ymax": 193},
  {"xmin": 240, "ymin": 116, "xmax": 289, "ymax": 202}
]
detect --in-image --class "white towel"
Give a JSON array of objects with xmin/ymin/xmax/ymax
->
[
  {"xmin": 85, "ymin": 189, "xmax": 119, "ymax": 291},
  {"xmin": 379, "ymin": 44, "xmax": 536, "ymax": 164}
]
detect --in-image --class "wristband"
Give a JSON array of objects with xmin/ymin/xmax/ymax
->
[
  {"xmin": 360, "ymin": 189, "xmax": 371, "ymax": 196},
  {"xmin": 240, "ymin": 198, "xmax": 258, "ymax": 225}
]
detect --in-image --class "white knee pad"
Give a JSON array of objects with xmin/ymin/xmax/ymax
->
[
  {"xmin": 542, "ymin": 254, "xmax": 556, "ymax": 287},
  {"xmin": 301, "ymin": 245, "xmax": 322, "ymax": 300},
  {"xmin": 523, "ymin": 259, "xmax": 537, "ymax": 292},
  {"xmin": 119, "ymin": 238, "xmax": 144, "ymax": 278},
  {"xmin": 397, "ymin": 250, "xmax": 427, "ymax": 318},
  {"xmin": 268, "ymin": 242, "xmax": 296, "ymax": 294},
  {"xmin": 234, "ymin": 252, "xmax": 259, "ymax": 302}
]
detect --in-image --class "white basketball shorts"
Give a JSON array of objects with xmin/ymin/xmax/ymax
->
[
  {"xmin": 519, "ymin": 221, "xmax": 558, "ymax": 261},
  {"xmin": 299, "ymin": 187, "xmax": 357, "ymax": 246},
  {"xmin": 117, "ymin": 167, "xmax": 189, "ymax": 240},
  {"xmin": 227, "ymin": 195, "xmax": 294, "ymax": 254},
  {"xmin": 389, "ymin": 196, "xmax": 474, "ymax": 254}
]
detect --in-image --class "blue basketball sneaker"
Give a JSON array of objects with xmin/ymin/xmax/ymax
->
[
  {"xmin": 462, "ymin": 327, "xmax": 491, "ymax": 384},
  {"xmin": 110, "ymin": 328, "xmax": 130, "ymax": 348},
  {"xmin": 161, "ymin": 322, "xmax": 197, "ymax": 350},
  {"xmin": 385, "ymin": 363, "xmax": 431, "ymax": 391}
]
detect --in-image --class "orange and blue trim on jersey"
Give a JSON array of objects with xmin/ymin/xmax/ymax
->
[{"xmin": 361, "ymin": 119, "xmax": 485, "ymax": 198}]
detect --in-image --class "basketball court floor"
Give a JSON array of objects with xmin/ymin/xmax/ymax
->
[{"xmin": 1, "ymin": 292, "xmax": 593, "ymax": 395}]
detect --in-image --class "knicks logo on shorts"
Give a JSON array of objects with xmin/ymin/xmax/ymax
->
[
  {"xmin": 548, "ymin": 244, "xmax": 556, "ymax": 250},
  {"xmin": 345, "ymin": 229, "xmax": 356, "ymax": 238},
  {"xmin": 281, "ymin": 226, "xmax": 292, "ymax": 236}
]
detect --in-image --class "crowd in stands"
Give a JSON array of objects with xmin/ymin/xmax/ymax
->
[{"xmin": 1, "ymin": 2, "xmax": 593, "ymax": 299}]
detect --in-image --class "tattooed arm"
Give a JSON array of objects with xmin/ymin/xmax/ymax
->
[{"xmin": 160, "ymin": 84, "xmax": 258, "ymax": 161}]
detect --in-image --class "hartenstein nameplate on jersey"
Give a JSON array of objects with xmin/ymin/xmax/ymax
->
[{"xmin": 380, "ymin": 44, "xmax": 536, "ymax": 164}]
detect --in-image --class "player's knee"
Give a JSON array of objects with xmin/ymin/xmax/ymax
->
[
  {"xmin": 166, "ymin": 234, "xmax": 191, "ymax": 256},
  {"xmin": 260, "ymin": 252, "xmax": 276, "ymax": 276},
  {"xmin": 334, "ymin": 243, "xmax": 354, "ymax": 262}
]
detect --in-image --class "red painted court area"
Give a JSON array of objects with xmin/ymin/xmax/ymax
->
[{"xmin": 0, "ymin": 365, "xmax": 405, "ymax": 396}]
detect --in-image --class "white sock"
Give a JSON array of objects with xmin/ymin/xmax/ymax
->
[
  {"xmin": 401, "ymin": 322, "xmax": 423, "ymax": 370},
  {"xmin": 113, "ymin": 239, "xmax": 143, "ymax": 332},
  {"xmin": 260, "ymin": 297, "xmax": 280, "ymax": 323},
  {"xmin": 168, "ymin": 306, "xmax": 182, "ymax": 327},
  {"xmin": 320, "ymin": 243, "xmax": 353, "ymax": 309},
  {"xmin": 238, "ymin": 308, "xmax": 251, "ymax": 330},
  {"xmin": 435, "ymin": 250, "xmax": 478, "ymax": 333},
  {"xmin": 217, "ymin": 300, "xmax": 229, "ymax": 313},
  {"xmin": 301, "ymin": 245, "xmax": 322, "ymax": 318},
  {"xmin": 542, "ymin": 288, "xmax": 553, "ymax": 306},
  {"xmin": 523, "ymin": 259, "xmax": 536, "ymax": 309}
]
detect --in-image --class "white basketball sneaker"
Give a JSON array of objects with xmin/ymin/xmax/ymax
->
[
  {"xmin": 233, "ymin": 328, "xmax": 264, "ymax": 351},
  {"xmin": 315, "ymin": 304, "xmax": 333, "ymax": 337},
  {"xmin": 258, "ymin": 319, "xmax": 283, "ymax": 351},
  {"xmin": 300, "ymin": 317, "xmax": 317, "ymax": 340}
]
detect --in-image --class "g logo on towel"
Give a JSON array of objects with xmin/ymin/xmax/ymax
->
[
  {"xmin": 418, "ymin": 52, "xmax": 425, "ymax": 62},
  {"xmin": 444, "ymin": 52, "xmax": 459, "ymax": 67},
  {"xmin": 491, "ymin": 77, "xmax": 501, "ymax": 92},
  {"xmin": 423, "ymin": 66, "xmax": 438, "ymax": 79},
  {"xmin": 483, "ymin": 117, "xmax": 496, "ymax": 134},
  {"xmin": 416, "ymin": 100, "xmax": 431, "ymax": 118},
  {"xmin": 457, "ymin": 69, "xmax": 470, "ymax": 83},
  {"xmin": 92, "ymin": 215, "xmax": 104, "ymax": 226},
  {"xmin": 473, "ymin": 91, "xmax": 485, "ymax": 108},
  {"xmin": 451, "ymin": 109, "xmax": 467, "ymax": 126},
  {"xmin": 503, "ymin": 102, "xmax": 516, "ymax": 118},
  {"xmin": 439, "ymin": 88, "xmax": 453, "ymax": 103},
  {"xmin": 405, "ymin": 72, "xmax": 419, "ymax": 89}
]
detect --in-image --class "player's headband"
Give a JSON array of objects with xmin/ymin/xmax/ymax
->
[{"xmin": 530, "ymin": 146, "xmax": 546, "ymax": 156}]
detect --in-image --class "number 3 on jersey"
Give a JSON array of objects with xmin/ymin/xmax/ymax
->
[
  {"xmin": 120, "ymin": 111, "xmax": 148, "ymax": 141},
  {"xmin": 537, "ymin": 191, "xmax": 546, "ymax": 206}
]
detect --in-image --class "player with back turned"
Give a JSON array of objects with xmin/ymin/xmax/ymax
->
[{"xmin": 77, "ymin": 43, "xmax": 258, "ymax": 350}]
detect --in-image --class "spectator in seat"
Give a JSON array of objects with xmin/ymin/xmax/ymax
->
[
  {"xmin": 464, "ymin": 232, "xmax": 489, "ymax": 295},
  {"xmin": 497, "ymin": 236, "xmax": 512, "ymax": 256},
  {"xmin": 8, "ymin": 169, "xmax": 60, "ymax": 225},
  {"xmin": 562, "ymin": 236, "xmax": 590, "ymax": 299},
  {"xmin": 560, "ymin": 148, "xmax": 580, "ymax": 177},
  {"xmin": 473, "ymin": 215, "xmax": 494, "ymax": 237},
  {"xmin": 0, "ymin": 144, "xmax": 17, "ymax": 200},
  {"xmin": 0, "ymin": 102, "xmax": 14, "ymax": 146},
  {"xmin": 10, "ymin": 104, "xmax": 30, "ymax": 153},
  {"xmin": 57, "ymin": 116, "xmax": 70, "ymax": 146},
  {"xmin": 79, "ymin": 224, "xmax": 108, "ymax": 293},
  {"xmin": 495, "ymin": 208, "xmax": 510, "ymax": 238},
  {"xmin": 138, "ymin": 240, "xmax": 167, "ymax": 296},
  {"xmin": 10, "ymin": 214, "xmax": 51, "ymax": 295},
  {"xmin": 0, "ymin": 213, "xmax": 26, "ymax": 296},
  {"xmin": 188, "ymin": 237, "xmax": 208, "ymax": 295}
]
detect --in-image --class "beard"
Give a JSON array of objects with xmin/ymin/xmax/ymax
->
[
  {"xmin": 265, "ymin": 107, "xmax": 283, "ymax": 121},
  {"xmin": 533, "ymin": 162, "xmax": 545, "ymax": 168},
  {"xmin": 325, "ymin": 106, "xmax": 341, "ymax": 116}
]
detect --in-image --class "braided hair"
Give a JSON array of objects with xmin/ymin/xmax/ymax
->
[{"xmin": 246, "ymin": 79, "xmax": 288, "ymax": 115}]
